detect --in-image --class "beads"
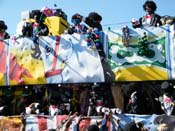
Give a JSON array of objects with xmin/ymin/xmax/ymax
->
[{"xmin": 86, "ymin": 28, "xmax": 101, "ymax": 48}]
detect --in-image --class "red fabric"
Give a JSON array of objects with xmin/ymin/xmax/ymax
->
[
  {"xmin": 38, "ymin": 116, "xmax": 47, "ymax": 131},
  {"xmin": 145, "ymin": 15, "xmax": 152, "ymax": 19},
  {"xmin": 52, "ymin": 36, "xmax": 60, "ymax": 70},
  {"xmin": 0, "ymin": 33, "xmax": 5, "ymax": 37},
  {"xmin": 0, "ymin": 41, "xmax": 32, "ymax": 84},
  {"xmin": 52, "ymin": 105, "xmax": 57, "ymax": 109},
  {"xmin": 56, "ymin": 115, "xmax": 68, "ymax": 126},
  {"xmin": 0, "ymin": 41, "xmax": 6, "ymax": 74},
  {"xmin": 44, "ymin": 36, "xmax": 62, "ymax": 78},
  {"xmin": 9, "ymin": 54, "xmax": 32, "ymax": 84},
  {"xmin": 33, "ymin": 22, "xmax": 39, "ymax": 29},
  {"xmin": 45, "ymin": 69, "xmax": 62, "ymax": 77},
  {"xmin": 79, "ymin": 118, "xmax": 91, "ymax": 131}
]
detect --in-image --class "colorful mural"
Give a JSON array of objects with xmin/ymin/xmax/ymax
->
[
  {"xmin": 0, "ymin": 33, "xmax": 104, "ymax": 86},
  {"xmin": 107, "ymin": 24, "xmax": 175, "ymax": 81},
  {"xmin": 0, "ymin": 25, "xmax": 175, "ymax": 86}
]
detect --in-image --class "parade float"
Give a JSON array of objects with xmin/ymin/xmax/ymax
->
[{"xmin": 0, "ymin": 6, "xmax": 175, "ymax": 131}]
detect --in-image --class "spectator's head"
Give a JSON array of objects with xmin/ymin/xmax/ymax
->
[
  {"xmin": 124, "ymin": 121, "xmax": 145, "ymax": 131},
  {"xmin": 87, "ymin": 124, "xmax": 99, "ymax": 131},
  {"xmin": 25, "ymin": 103, "xmax": 41, "ymax": 115},
  {"xmin": 143, "ymin": 1, "xmax": 157, "ymax": 15},
  {"xmin": 157, "ymin": 123, "xmax": 169, "ymax": 131}
]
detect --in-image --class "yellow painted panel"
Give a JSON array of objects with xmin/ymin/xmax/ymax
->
[
  {"xmin": 45, "ymin": 16, "xmax": 69, "ymax": 36},
  {"xmin": 115, "ymin": 65, "xmax": 168, "ymax": 81},
  {"xmin": 0, "ymin": 74, "xmax": 5, "ymax": 85}
]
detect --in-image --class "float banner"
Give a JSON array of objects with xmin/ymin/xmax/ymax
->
[
  {"xmin": 25, "ymin": 115, "xmax": 106, "ymax": 131},
  {"xmin": 107, "ymin": 24, "xmax": 175, "ymax": 81},
  {"xmin": 0, "ymin": 114, "xmax": 174, "ymax": 131},
  {"xmin": 0, "ymin": 33, "xmax": 104, "ymax": 86},
  {"xmin": 0, "ymin": 115, "xmax": 106, "ymax": 131},
  {"xmin": 113, "ymin": 114, "xmax": 175, "ymax": 131}
]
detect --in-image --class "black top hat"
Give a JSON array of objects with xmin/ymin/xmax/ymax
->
[{"xmin": 0, "ymin": 20, "xmax": 7, "ymax": 30}]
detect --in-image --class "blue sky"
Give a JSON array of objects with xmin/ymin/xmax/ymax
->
[{"xmin": 0, "ymin": 0, "xmax": 175, "ymax": 35}]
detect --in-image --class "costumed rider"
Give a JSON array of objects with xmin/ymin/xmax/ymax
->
[
  {"xmin": 32, "ymin": 10, "xmax": 49, "ymax": 59},
  {"xmin": 32, "ymin": 11, "xmax": 49, "ymax": 40},
  {"xmin": 15, "ymin": 11, "xmax": 33, "ymax": 39},
  {"xmin": 21, "ymin": 21, "xmax": 33, "ymax": 37},
  {"xmin": 85, "ymin": 12, "xmax": 103, "ymax": 31},
  {"xmin": 0, "ymin": 20, "xmax": 10, "ymax": 40},
  {"xmin": 75, "ymin": 12, "xmax": 102, "ymax": 31},
  {"xmin": 66, "ymin": 13, "xmax": 88, "ymax": 34},
  {"xmin": 21, "ymin": 10, "xmax": 49, "ymax": 38},
  {"xmin": 67, "ymin": 12, "xmax": 114, "ymax": 82},
  {"xmin": 66, "ymin": 12, "xmax": 103, "ymax": 34},
  {"xmin": 70, "ymin": 12, "xmax": 103, "ymax": 50},
  {"xmin": 86, "ymin": 12, "xmax": 115, "ymax": 82},
  {"xmin": 132, "ymin": 0, "xmax": 162, "ymax": 28},
  {"xmin": 21, "ymin": 10, "xmax": 49, "ymax": 59}
]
